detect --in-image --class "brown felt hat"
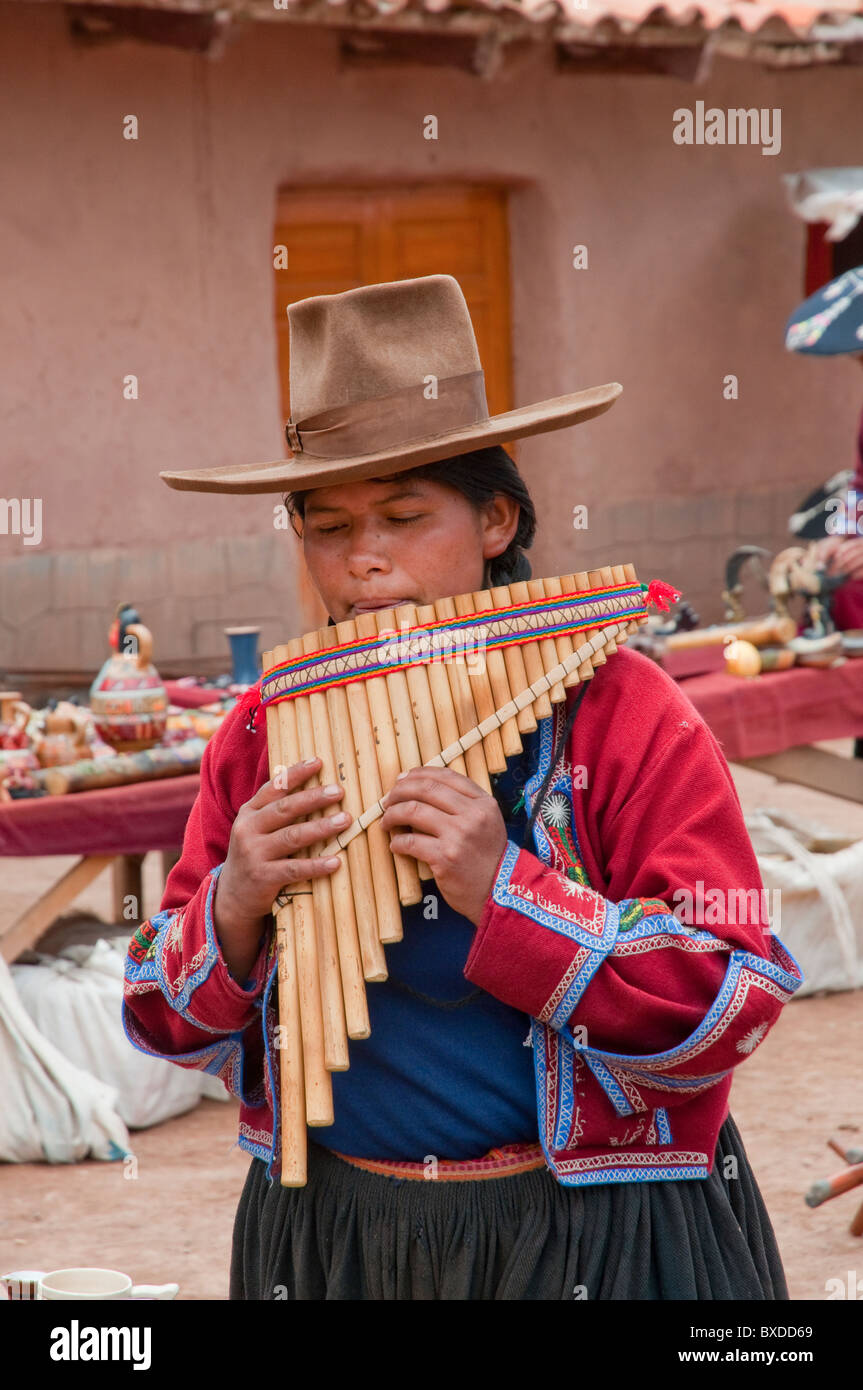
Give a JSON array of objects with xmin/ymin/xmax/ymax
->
[{"xmin": 160, "ymin": 274, "xmax": 622, "ymax": 495}]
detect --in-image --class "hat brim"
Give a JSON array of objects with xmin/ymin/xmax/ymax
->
[{"xmin": 159, "ymin": 382, "xmax": 622, "ymax": 495}]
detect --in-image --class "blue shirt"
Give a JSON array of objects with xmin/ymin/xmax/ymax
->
[{"xmin": 325, "ymin": 733, "xmax": 540, "ymax": 1161}]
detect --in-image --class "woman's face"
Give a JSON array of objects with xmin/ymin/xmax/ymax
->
[{"xmin": 299, "ymin": 476, "xmax": 520, "ymax": 621}]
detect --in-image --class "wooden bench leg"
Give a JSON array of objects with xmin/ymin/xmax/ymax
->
[
  {"xmin": 0, "ymin": 854, "xmax": 115, "ymax": 963},
  {"xmin": 112, "ymin": 853, "xmax": 146, "ymax": 925}
]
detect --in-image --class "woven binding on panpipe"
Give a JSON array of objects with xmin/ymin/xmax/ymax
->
[{"xmin": 261, "ymin": 563, "xmax": 649, "ymax": 1185}]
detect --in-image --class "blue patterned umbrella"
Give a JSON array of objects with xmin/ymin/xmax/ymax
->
[{"xmin": 785, "ymin": 266, "xmax": 863, "ymax": 355}]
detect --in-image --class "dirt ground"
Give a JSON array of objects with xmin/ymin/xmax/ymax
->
[{"xmin": 2, "ymin": 750, "xmax": 863, "ymax": 1300}]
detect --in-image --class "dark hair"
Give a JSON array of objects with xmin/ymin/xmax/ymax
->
[{"xmin": 282, "ymin": 445, "xmax": 536, "ymax": 588}]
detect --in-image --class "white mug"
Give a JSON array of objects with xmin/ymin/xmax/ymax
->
[{"xmin": 38, "ymin": 1268, "xmax": 179, "ymax": 1301}]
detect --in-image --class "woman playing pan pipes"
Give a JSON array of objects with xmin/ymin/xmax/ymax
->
[{"xmin": 123, "ymin": 275, "xmax": 802, "ymax": 1300}]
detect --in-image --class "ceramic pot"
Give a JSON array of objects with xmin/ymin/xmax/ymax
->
[{"xmin": 89, "ymin": 623, "xmax": 167, "ymax": 752}]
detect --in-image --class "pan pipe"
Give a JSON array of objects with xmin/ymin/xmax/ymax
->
[{"xmin": 258, "ymin": 563, "xmax": 652, "ymax": 1185}]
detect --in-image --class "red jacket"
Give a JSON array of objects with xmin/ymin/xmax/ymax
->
[{"xmin": 122, "ymin": 647, "xmax": 802, "ymax": 1185}]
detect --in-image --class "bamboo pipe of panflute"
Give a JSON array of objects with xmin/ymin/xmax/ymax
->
[
  {"xmin": 509, "ymin": 580, "xmax": 552, "ymax": 721},
  {"xmin": 354, "ymin": 611, "xmax": 425, "ymax": 906},
  {"xmin": 271, "ymin": 644, "xmax": 333, "ymax": 1129},
  {"xmin": 373, "ymin": 607, "xmax": 435, "ymax": 880},
  {"xmin": 560, "ymin": 574, "xmax": 582, "ymax": 690},
  {"xmin": 614, "ymin": 564, "xmax": 634, "ymax": 647},
  {"xmin": 585, "ymin": 571, "xmax": 609, "ymax": 666},
  {"xmin": 614, "ymin": 565, "xmax": 644, "ymax": 659},
  {"xmin": 317, "ymin": 615, "xmax": 638, "ymax": 868},
  {"xmin": 432, "ymin": 595, "xmax": 493, "ymax": 794},
  {"xmin": 564, "ymin": 570, "xmax": 621, "ymax": 690},
  {"xmin": 401, "ymin": 603, "xmax": 456, "ymax": 771},
  {"xmin": 474, "ymin": 587, "xmax": 523, "ymax": 759},
  {"xmin": 543, "ymin": 576, "xmax": 576, "ymax": 698},
  {"xmin": 320, "ymin": 624, "xmax": 389, "ymax": 981},
  {"xmin": 339, "ymin": 618, "xmax": 405, "ymax": 946},
  {"xmin": 294, "ymin": 634, "xmax": 349, "ymax": 1073},
  {"xmin": 527, "ymin": 578, "xmax": 566, "ymax": 703},
  {"xmin": 263, "ymin": 651, "xmax": 307, "ymax": 1186},
  {"xmin": 625, "ymin": 567, "xmax": 646, "ymax": 647},
  {"xmin": 596, "ymin": 569, "xmax": 619, "ymax": 656},
  {"xmin": 568, "ymin": 571, "xmax": 598, "ymax": 684},
  {"xmin": 453, "ymin": 591, "xmax": 508, "ymax": 774},
  {"xmin": 415, "ymin": 603, "xmax": 468, "ymax": 778},
  {"xmin": 300, "ymin": 631, "xmax": 371, "ymax": 1042},
  {"xmin": 490, "ymin": 584, "xmax": 537, "ymax": 735}
]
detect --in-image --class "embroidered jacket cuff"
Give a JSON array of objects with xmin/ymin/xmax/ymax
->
[
  {"xmin": 464, "ymin": 838, "xmax": 617, "ymax": 1021},
  {"xmin": 127, "ymin": 865, "xmax": 272, "ymax": 1036}
]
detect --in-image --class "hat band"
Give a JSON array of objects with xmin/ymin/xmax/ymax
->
[{"xmin": 285, "ymin": 369, "xmax": 488, "ymax": 459}]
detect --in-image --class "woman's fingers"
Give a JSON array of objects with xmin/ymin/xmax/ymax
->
[
  {"xmin": 386, "ymin": 830, "xmax": 443, "ymax": 865},
  {"xmin": 254, "ymin": 780, "xmax": 345, "ymax": 836},
  {"xmin": 265, "ymin": 810, "xmax": 352, "ymax": 859},
  {"xmin": 245, "ymin": 758, "xmax": 329, "ymax": 811},
  {"xmin": 380, "ymin": 798, "xmax": 450, "ymax": 840},
  {"xmin": 271, "ymin": 853, "xmax": 343, "ymax": 886},
  {"xmin": 381, "ymin": 766, "xmax": 486, "ymax": 816}
]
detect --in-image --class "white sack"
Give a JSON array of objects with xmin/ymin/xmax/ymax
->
[
  {"xmin": 11, "ymin": 937, "xmax": 229, "ymax": 1131},
  {"xmin": 746, "ymin": 809, "xmax": 863, "ymax": 997},
  {"xmin": 0, "ymin": 951, "xmax": 130, "ymax": 1164}
]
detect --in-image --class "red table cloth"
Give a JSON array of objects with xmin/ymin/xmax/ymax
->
[
  {"xmin": 0, "ymin": 774, "xmax": 200, "ymax": 858},
  {"xmin": 677, "ymin": 659, "xmax": 863, "ymax": 761},
  {"xmin": 3, "ymin": 661, "xmax": 861, "ymax": 858},
  {"xmin": 164, "ymin": 680, "xmax": 233, "ymax": 710}
]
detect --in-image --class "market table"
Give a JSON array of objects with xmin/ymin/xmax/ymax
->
[
  {"xmin": 677, "ymin": 658, "xmax": 863, "ymax": 801},
  {"xmin": 3, "ymin": 660, "xmax": 862, "ymax": 963},
  {"xmin": 0, "ymin": 774, "xmax": 200, "ymax": 962}
]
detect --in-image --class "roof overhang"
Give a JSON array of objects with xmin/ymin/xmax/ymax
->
[{"xmin": 21, "ymin": 0, "xmax": 863, "ymax": 70}]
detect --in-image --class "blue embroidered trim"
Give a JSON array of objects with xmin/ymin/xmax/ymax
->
[
  {"xmin": 584, "ymin": 1054, "xmax": 634, "ymax": 1116},
  {"xmin": 120, "ymin": 994, "xmax": 265, "ymax": 1105},
  {"xmin": 262, "ymin": 958, "xmax": 281, "ymax": 1181},
  {"xmin": 523, "ymin": 712, "xmax": 574, "ymax": 870},
  {"xmin": 552, "ymin": 1033, "xmax": 576, "ymax": 1149},
  {"xmin": 517, "ymin": 701, "xmax": 803, "ymax": 1186},
  {"xmin": 555, "ymin": 1163, "xmax": 709, "ymax": 1186},
  {"xmin": 122, "ymin": 870, "xmax": 267, "ymax": 1108},
  {"xmin": 547, "ymin": 960, "xmax": 598, "ymax": 1030},
  {"xmin": 561, "ymin": 940, "xmax": 802, "ymax": 1076},
  {"xmin": 120, "ymin": 1000, "xmax": 239, "ymax": 1075},
  {"xmin": 238, "ymin": 1131, "xmax": 273, "ymax": 1165},
  {"xmin": 531, "ymin": 1017, "xmax": 555, "ymax": 1161},
  {"xmin": 610, "ymin": 911, "xmax": 718, "ymax": 947},
  {"xmin": 155, "ymin": 865, "xmax": 223, "ymax": 1026},
  {"xmin": 524, "ymin": 712, "xmax": 606, "ymax": 1171},
  {"xmin": 491, "ymin": 839, "xmax": 619, "ymax": 955}
]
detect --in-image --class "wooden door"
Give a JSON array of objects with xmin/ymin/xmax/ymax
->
[{"xmin": 273, "ymin": 185, "xmax": 513, "ymax": 628}]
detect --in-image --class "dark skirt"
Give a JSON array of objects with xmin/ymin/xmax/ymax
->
[{"xmin": 229, "ymin": 1114, "xmax": 788, "ymax": 1301}]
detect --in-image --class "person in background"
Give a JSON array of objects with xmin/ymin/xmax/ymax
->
[{"xmin": 785, "ymin": 270, "xmax": 863, "ymax": 629}]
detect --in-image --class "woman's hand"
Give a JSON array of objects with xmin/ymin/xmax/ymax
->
[
  {"xmin": 379, "ymin": 767, "xmax": 508, "ymax": 925},
  {"xmin": 213, "ymin": 757, "xmax": 348, "ymax": 980}
]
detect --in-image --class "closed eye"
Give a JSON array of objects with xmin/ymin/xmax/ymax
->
[{"xmin": 315, "ymin": 514, "xmax": 426, "ymax": 535}]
